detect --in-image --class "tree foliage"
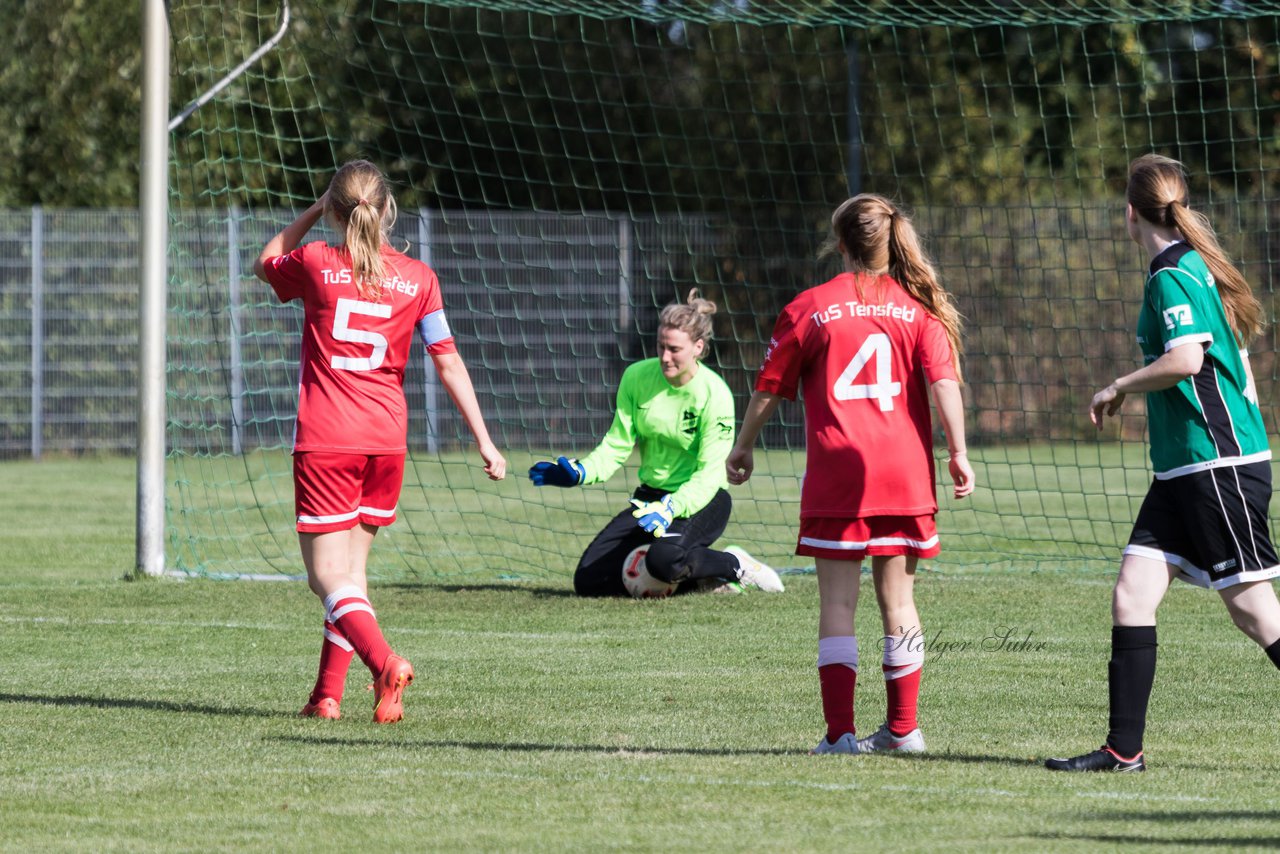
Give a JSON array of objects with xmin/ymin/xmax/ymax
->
[
  {"xmin": 0, "ymin": 0, "xmax": 142, "ymax": 206},
  {"xmin": 9, "ymin": 1, "xmax": 1280, "ymax": 215}
]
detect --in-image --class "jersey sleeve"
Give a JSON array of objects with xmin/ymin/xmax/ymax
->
[
  {"xmin": 259, "ymin": 243, "xmax": 314, "ymax": 303},
  {"xmin": 578, "ymin": 367, "xmax": 639, "ymax": 484},
  {"xmin": 1147, "ymin": 269, "xmax": 1215, "ymax": 352},
  {"xmin": 918, "ymin": 314, "xmax": 958, "ymax": 384},
  {"xmin": 755, "ymin": 301, "xmax": 804, "ymax": 399},
  {"xmin": 665, "ymin": 379, "xmax": 736, "ymax": 517},
  {"xmin": 415, "ymin": 265, "xmax": 457, "ymax": 356}
]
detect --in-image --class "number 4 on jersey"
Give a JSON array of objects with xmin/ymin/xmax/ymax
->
[{"xmin": 833, "ymin": 332, "xmax": 901, "ymax": 411}]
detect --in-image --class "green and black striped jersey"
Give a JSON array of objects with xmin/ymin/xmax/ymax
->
[{"xmin": 1136, "ymin": 242, "xmax": 1269, "ymax": 478}]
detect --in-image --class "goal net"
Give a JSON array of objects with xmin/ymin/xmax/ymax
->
[{"xmin": 164, "ymin": 0, "xmax": 1280, "ymax": 580}]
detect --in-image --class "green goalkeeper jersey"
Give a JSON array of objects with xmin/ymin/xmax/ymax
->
[
  {"xmin": 579, "ymin": 358, "xmax": 736, "ymax": 516},
  {"xmin": 1137, "ymin": 242, "xmax": 1269, "ymax": 478}
]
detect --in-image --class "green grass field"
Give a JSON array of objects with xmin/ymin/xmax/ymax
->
[{"xmin": 5, "ymin": 457, "xmax": 1280, "ymax": 851}]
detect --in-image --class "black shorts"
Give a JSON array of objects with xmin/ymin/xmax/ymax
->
[{"xmin": 1125, "ymin": 461, "xmax": 1280, "ymax": 590}]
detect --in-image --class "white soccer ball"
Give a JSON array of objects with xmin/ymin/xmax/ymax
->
[{"xmin": 621, "ymin": 545, "xmax": 676, "ymax": 599}]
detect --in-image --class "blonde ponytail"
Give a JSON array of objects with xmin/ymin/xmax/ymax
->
[{"xmin": 325, "ymin": 160, "xmax": 398, "ymax": 301}]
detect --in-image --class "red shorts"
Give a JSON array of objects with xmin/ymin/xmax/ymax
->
[
  {"xmin": 293, "ymin": 452, "xmax": 405, "ymax": 533},
  {"xmin": 796, "ymin": 514, "xmax": 940, "ymax": 561}
]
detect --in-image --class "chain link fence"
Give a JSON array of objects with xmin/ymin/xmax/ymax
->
[{"xmin": 0, "ymin": 208, "xmax": 714, "ymax": 459}]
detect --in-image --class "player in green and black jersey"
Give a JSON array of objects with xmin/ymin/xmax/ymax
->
[{"xmin": 1047, "ymin": 155, "xmax": 1280, "ymax": 773}]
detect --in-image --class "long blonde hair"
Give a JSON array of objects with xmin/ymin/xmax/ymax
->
[
  {"xmin": 822, "ymin": 194, "xmax": 964, "ymax": 380},
  {"xmin": 658, "ymin": 288, "xmax": 716, "ymax": 360},
  {"xmin": 325, "ymin": 160, "xmax": 398, "ymax": 301},
  {"xmin": 1127, "ymin": 154, "xmax": 1263, "ymax": 345}
]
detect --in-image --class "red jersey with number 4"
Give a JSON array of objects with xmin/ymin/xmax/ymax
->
[
  {"xmin": 262, "ymin": 241, "xmax": 456, "ymax": 454},
  {"xmin": 755, "ymin": 272, "xmax": 956, "ymax": 519}
]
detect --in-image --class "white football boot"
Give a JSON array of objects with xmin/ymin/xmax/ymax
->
[
  {"xmin": 854, "ymin": 723, "xmax": 926, "ymax": 754},
  {"xmin": 724, "ymin": 546, "xmax": 785, "ymax": 593}
]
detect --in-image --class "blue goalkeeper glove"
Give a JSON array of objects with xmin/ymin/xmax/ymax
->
[
  {"xmin": 528, "ymin": 455, "xmax": 585, "ymax": 487},
  {"xmin": 630, "ymin": 494, "xmax": 676, "ymax": 538}
]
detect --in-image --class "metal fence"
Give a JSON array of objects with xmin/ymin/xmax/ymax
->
[{"xmin": 0, "ymin": 207, "xmax": 715, "ymax": 459}]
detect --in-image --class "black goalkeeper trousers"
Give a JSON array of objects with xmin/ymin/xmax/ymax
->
[{"xmin": 572, "ymin": 486, "xmax": 739, "ymax": 597}]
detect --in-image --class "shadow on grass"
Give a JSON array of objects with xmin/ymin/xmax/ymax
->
[
  {"xmin": 380, "ymin": 582, "xmax": 577, "ymax": 598},
  {"xmin": 1028, "ymin": 809, "xmax": 1280, "ymax": 848},
  {"xmin": 0, "ymin": 691, "xmax": 283, "ymax": 719},
  {"xmin": 270, "ymin": 733, "xmax": 799, "ymax": 757},
  {"xmin": 1088, "ymin": 811, "xmax": 1280, "ymax": 822},
  {"xmin": 900, "ymin": 751, "xmax": 1038, "ymax": 767},
  {"xmin": 1029, "ymin": 833, "xmax": 1280, "ymax": 848}
]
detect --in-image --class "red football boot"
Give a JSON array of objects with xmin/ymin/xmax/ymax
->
[{"xmin": 372, "ymin": 655, "xmax": 414, "ymax": 724}]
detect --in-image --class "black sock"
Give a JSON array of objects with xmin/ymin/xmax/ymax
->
[
  {"xmin": 1266, "ymin": 638, "xmax": 1280, "ymax": 670},
  {"xmin": 678, "ymin": 548, "xmax": 740, "ymax": 582},
  {"xmin": 1105, "ymin": 625, "xmax": 1157, "ymax": 758}
]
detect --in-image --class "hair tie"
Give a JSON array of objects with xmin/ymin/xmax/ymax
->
[{"xmin": 358, "ymin": 198, "xmax": 370, "ymax": 206}]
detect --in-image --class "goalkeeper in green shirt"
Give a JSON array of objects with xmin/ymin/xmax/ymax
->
[{"xmin": 530, "ymin": 290, "xmax": 784, "ymax": 597}]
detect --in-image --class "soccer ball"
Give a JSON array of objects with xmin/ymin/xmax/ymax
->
[{"xmin": 621, "ymin": 545, "xmax": 676, "ymax": 599}]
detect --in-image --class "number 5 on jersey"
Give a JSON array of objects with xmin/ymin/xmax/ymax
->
[
  {"xmin": 331, "ymin": 297, "xmax": 391, "ymax": 371},
  {"xmin": 834, "ymin": 332, "xmax": 901, "ymax": 411}
]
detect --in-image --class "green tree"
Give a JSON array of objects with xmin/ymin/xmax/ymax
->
[{"xmin": 0, "ymin": 0, "xmax": 141, "ymax": 206}]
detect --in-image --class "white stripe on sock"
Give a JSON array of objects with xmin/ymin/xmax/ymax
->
[
  {"xmin": 323, "ymin": 585, "xmax": 371, "ymax": 623},
  {"xmin": 818, "ymin": 635, "xmax": 859, "ymax": 671},
  {"xmin": 323, "ymin": 627, "xmax": 354, "ymax": 652},
  {"xmin": 330, "ymin": 602, "xmax": 375, "ymax": 623}
]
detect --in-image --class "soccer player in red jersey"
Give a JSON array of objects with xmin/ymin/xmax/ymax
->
[
  {"xmin": 254, "ymin": 160, "xmax": 506, "ymax": 723},
  {"xmin": 727, "ymin": 194, "xmax": 974, "ymax": 755}
]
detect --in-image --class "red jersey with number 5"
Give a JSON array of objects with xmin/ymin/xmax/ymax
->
[
  {"xmin": 261, "ymin": 241, "xmax": 456, "ymax": 454},
  {"xmin": 755, "ymin": 272, "xmax": 956, "ymax": 519}
]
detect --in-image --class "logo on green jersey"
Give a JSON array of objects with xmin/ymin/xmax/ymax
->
[{"xmin": 1162, "ymin": 304, "xmax": 1192, "ymax": 331}]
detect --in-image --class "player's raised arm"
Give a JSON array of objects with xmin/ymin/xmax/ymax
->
[{"xmin": 253, "ymin": 194, "xmax": 327, "ymax": 283}]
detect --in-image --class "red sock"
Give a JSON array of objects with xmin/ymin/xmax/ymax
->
[
  {"xmin": 884, "ymin": 665, "xmax": 922, "ymax": 736},
  {"xmin": 324, "ymin": 587, "xmax": 393, "ymax": 676},
  {"xmin": 819, "ymin": 664, "xmax": 857, "ymax": 742},
  {"xmin": 309, "ymin": 620, "xmax": 354, "ymax": 705}
]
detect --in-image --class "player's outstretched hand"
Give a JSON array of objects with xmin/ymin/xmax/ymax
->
[
  {"xmin": 528, "ymin": 455, "xmax": 584, "ymax": 487},
  {"xmin": 630, "ymin": 495, "xmax": 675, "ymax": 538},
  {"xmin": 948, "ymin": 452, "xmax": 975, "ymax": 499},
  {"xmin": 480, "ymin": 443, "xmax": 507, "ymax": 481},
  {"xmin": 726, "ymin": 444, "xmax": 754, "ymax": 485}
]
